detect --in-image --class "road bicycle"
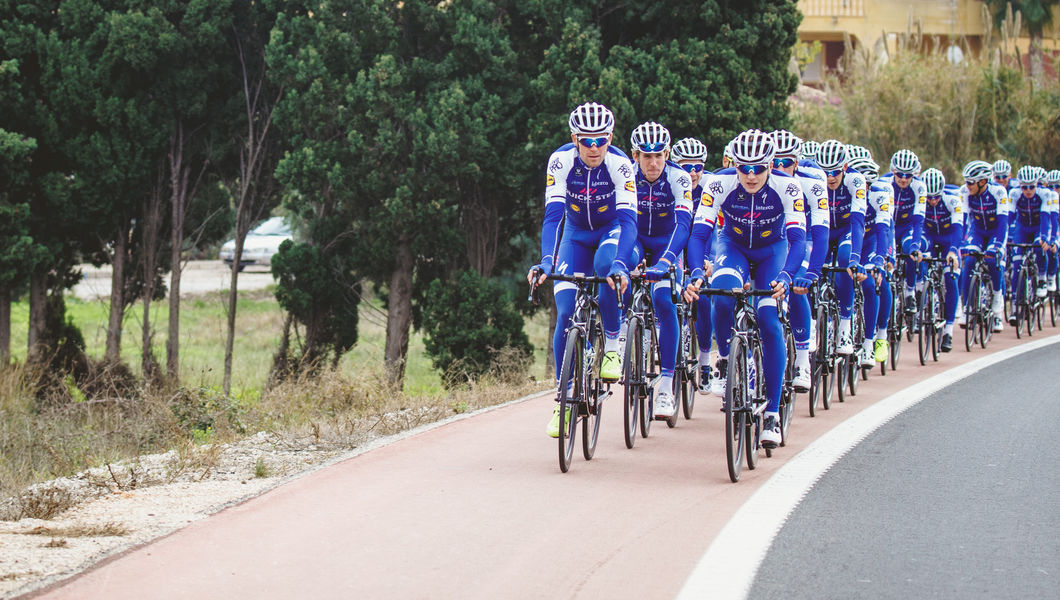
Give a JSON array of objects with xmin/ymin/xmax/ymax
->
[
  {"xmin": 884, "ymin": 262, "xmax": 904, "ymax": 374},
  {"xmin": 700, "ymin": 286, "xmax": 775, "ymax": 483},
  {"xmin": 620, "ymin": 269, "xmax": 671, "ymax": 448},
  {"xmin": 1007, "ymin": 242, "xmax": 1046, "ymax": 338},
  {"xmin": 529, "ymin": 272, "xmax": 616, "ymax": 472},
  {"xmin": 916, "ymin": 256, "xmax": 948, "ymax": 364},
  {"xmin": 961, "ymin": 250, "xmax": 996, "ymax": 352},
  {"xmin": 806, "ymin": 272, "xmax": 838, "ymax": 417},
  {"xmin": 675, "ymin": 268, "xmax": 699, "ymax": 420},
  {"xmin": 822, "ymin": 265, "xmax": 859, "ymax": 402}
]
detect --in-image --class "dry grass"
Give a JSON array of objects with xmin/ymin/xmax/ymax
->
[{"xmin": 21, "ymin": 522, "xmax": 129, "ymax": 537}]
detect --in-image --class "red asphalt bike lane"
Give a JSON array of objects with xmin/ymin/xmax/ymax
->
[{"xmin": 23, "ymin": 325, "xmax": 1051, "ymax": 600}]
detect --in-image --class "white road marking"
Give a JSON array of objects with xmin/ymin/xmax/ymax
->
[{"xmin": 676, "ymin": 334, "xmax": 1060, "ymax": 600}]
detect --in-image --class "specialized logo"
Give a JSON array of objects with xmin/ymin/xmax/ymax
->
[
  {"xmin": 625, "ymin": 181, "xmax": 635, "ymax": 192},
  {"xmin": 786, "ymin": 183, "xmax": 800, "ymax": 197},
  {"xmin": 546, "ymin": 174, "xmax": 555, "ymax": 186},
  {"xmin": 618, "ymin": 164, "xmax": 632, "ymax": 178},
  {"xmin": 709, "ymin": 181, "xmax": 724, "ymax": 196},
  {"xmin": 549, "ymin": 158, "xmax": 563, "ymax": 172}
]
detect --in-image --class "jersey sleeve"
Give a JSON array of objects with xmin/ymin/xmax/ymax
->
[
  {"xmin": 846, "ymin": 175, "xmax": 867, "ymax": 264},
  {"xmin": 607, "ymin": 153, "xmax": 639, "ymax": 271},
  {"xmin": 779, "ymin": 176, "xmax": 807, "ymax": 281},
  {"xmin": 660, "ymin": 168, "xmax": 694, "ymax": 264},
  {"xmin": 539, "ymin": 149, "xmax": 572, "ymax": 268}
]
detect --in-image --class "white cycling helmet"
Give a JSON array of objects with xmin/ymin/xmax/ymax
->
[
  {"xmin": 1046, "ymin": 169, "xmax": 1060, "ymax": 186},
  {"xmin": 723, "ymin": 141, "xmax": 735, "ymax": 163},
  {"xmin": 847, "ymin": 156, "xmax": 879, "ymax": 185},
  {"xmin": 1035, "ymin": 166, "xmax": 1049, "ymax": 185},
  {"xmin": 816, "ymin": 139, "xmax": 848, "ymax": 170},
  {"xmin": 729, "ymin": 129, "xmax": 775, "ymax": 165},
  {"xmin": 800, "ymin": 140, "xmax": 821, "ymax": 161},
  {"xmin": 961, "ymin": 160, "xmax": 993, "ymax": 183},
  {"xmin": 629, "ymin": 121, "xmax": 671, "ymax": 153},
  {"xmin": 671, "ymin": 137, "xmax": 708, "ymax": 162},
  {"xmin": 1016, "ymin": 165, "xmax": 1038, "ymax": 186},
  {"xmin": 922, "ymin": 168, "xmax": 946, "ymax": 195},
  {"xmin": 890, "ymin": 149, "xmax": 920, "ymax": 174},
  {"xmin": 992, "ymin": 159, "xmax": 1012, "ymax": 176},
  {"xmin": 847, "ymin": 145, "xmax": 872, "ymax": 162},
  {"xmin": 568, "ymin": 102, "xmax": 615, "ymax": 136},
  {"xmin": 770, "ymin": 130, "xmax": 802, "ymax": 157}
]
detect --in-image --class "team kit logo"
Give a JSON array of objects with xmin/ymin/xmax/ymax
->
[
  {"xmin": 618, "ymin": 163, "xmax": 633, "ymax": 178},
  {"xmin": 549, "ymin": 158, "xmax": 563, "ymax": 172},
  {"xmin": 786, "ymin": 183, "xmax": 800, "ymax": 197}
]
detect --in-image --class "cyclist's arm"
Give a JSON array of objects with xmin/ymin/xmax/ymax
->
[
  {"xmin": 908, "ymin": 180, "xmax": 927, "ymax": 252},
  {"xmin": 658, "ymin": 171, "xmax": 694, "ymax": 264},
  {"xmin": 539, "ymin": 150, "xmax": 572, "ymax": 271},
  {"xmin": 846, "ymin": 175, "xmax": 867, "ymax": 266},
  {"xmin": 870, "ymin": 188, "xmax": 893, "ymax": 270},
  {"xmin": 947, "ymin": 198, "xmax": 965, "ymax": 258},
  {"xmin": 804, "ymin": 174, "xmax": 831, "ymax": 277},
  {"xmin": 1038, "ymin": 192, "xmax": 1053, "ymax": 242},
  {"xmin": 609, "ymin": 154, "xmax": 639, "ymax": 273},
  {"xmin": 687, "ymin": 203, "xmax": 718, "ymax": 282}
]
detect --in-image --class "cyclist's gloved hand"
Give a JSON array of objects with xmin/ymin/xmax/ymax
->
[
  {"xmin": 528, "ymin": 260, "xmax": 552, "ymax": 285},
  {"xmin": 794, "ymin": 271, "xmax": 818, "ymax": 290},
  {"xmin": 607, "ymin": 261, "xmax": 629, "ymax": 286},
  {"xmin": 848, "ymin": 262, "xmax": 866, "ymax": 275},
  {"xmin": 644, "ymin": 261, "xmax": 671, "ymax": 282},
  {"xmin": 985, "ymin": 242, "xmax": 1001, "ymax": 257}
]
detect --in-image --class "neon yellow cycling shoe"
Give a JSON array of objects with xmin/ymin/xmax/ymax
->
[
  {"xmin": 600, "ymin": 351, "xmax": 621, "ymax": 382},
  {"xmin": 873, "ymin": 338, "xmax": 889, "ymax": 363},
  {"xmin": 546, "ymin": 404, "xmax": 571, "ymax": 438}
]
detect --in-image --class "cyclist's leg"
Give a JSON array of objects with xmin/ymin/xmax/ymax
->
[
  {"xmin": 552, "ymin": 227, "xmax": 594, "ymax": 382},
  {"xmin": 876, "ymin": 268, "xmax": 893, "ymax": 339},
  {"xmin": 749, "ymin": 243, "xmax": 786, "ymax": 414},
  {"xmin": 709, "ymin": 238, "xmax": 751, "ymax": 387},
  {"xmin": 788, "ymin": 262, "xmax": 811, "ymax": 378},
  {"xmin": 960, "ymin": 229, "xmax": 986, "ymax": 301},
  {"xmin": 592, "ymin": 224, "xmax": 625, "ymax": 363},
  {"xmin": 898, "ymin": 224, "xmax": 919, "ymax": 301},
  {"xmin": 860, "ymin": 230, "xmax": 880, "ymax": 359},
  {"xmin": 834, "ymin": 230, "xmax": 854, "ymax": 318}
]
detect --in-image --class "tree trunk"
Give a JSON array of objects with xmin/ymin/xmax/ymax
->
[
  {"xmin": 166, "ymin": 127, "xmax": 190, "ymax": 380},
  {"xmin": 222, "ymin": 235, "xmax": 245, "ymax": 395},
  {"xmin": 27, "ymin": 272, "xmax": 46, "ymax": 363},
  {"xmin": 105, "ymin": 226, "xmax": 127, "ymax": 361},
  {"xmin": 384, "ymin": 236, "xmax": 414, "ymax": 388},
  {"xmin": 462, "ymin": 188, "xmax": 499, "ymax": 277},
  {"xmin": 141, "ymin": 172, "xmax": 165, "ymax": 382},
  {"xmin": 1029, "ymin": 31, "xmax": 1044, "ymax": 87},
  {"xmin": 0, "ymin": 287, "xmax": 10, "ymax": 366}
]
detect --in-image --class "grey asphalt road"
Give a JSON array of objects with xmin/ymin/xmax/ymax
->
[
  {"xmin": 71, "ymin": 260, "xmax": 275, "ymax": 300},
  {"xmin": 751, "ymin": 344, "xmax": 1060, "ymax": 599}
]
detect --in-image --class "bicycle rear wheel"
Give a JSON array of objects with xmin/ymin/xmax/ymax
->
[
  {"xmin": 779, "ymin": 324, "xmax": 795, "ymax": 446},
  {"xmin": 808, "ymin": 306, "xmax": 828, "ymax": 417},
  {"xmin": 980, "ymin": 284, "xmax": 992, "ymax": 349},
  {"xmin": 744, "ymin": 339, "xmax": 763, "ymax": 471},
  {"xmin": 1050, "ymin": 288, "xmax": 1058, "ymax": 327},
  {"xmin": 557, "ymin": 330, "xmax": 582, "ymax": 472},
  {"xmin": 638, "ymin": 320, "xmax": 654, "ymax": 439},
  {"xmin": 1015, "ymin": 269, "xmax": 1028, "ymax": 339},
  {"xmin": 836, "ymin": 355, "xmax": 847, "ymax": 403},
  {"xmin": 622, "ymin": 317, "xmax": 642, "ymax": 449},
  {"xmin": 964, "ymin": 276, "xmax": 980, "ymax": 352},
  {"xmin": 917, "ymin": 285, "xmax": 930, "ymax": 365},
  {"xmin": 724, "ymin": 336, "xmax": 748, "ymax": 483}
]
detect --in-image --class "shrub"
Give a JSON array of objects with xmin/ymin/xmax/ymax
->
[{"xmin": 420, "ymin": 270, "xmax": 532, "ymax": 386}]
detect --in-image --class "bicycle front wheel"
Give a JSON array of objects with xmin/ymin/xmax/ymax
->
[
  {"xmin": 581, "ymin": 331, "xmax": 603, "ymax": 461},
  {"xmin": 681, "ymin": 325, "xmax": 698, "ymax": 420},
  {"xmin": 621, "ymin": 317, "xmax": 642, "ymax": 449},
  {"xmin": 557, "ymin": 330, "xmax": 583, "ymax": 472},
  {"xmin": 725, "ymin": 336, "xmax": 748, "ymax": 483}
]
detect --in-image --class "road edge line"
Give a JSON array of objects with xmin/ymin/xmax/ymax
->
[{"xmin": 675, "ymin": 334, "xmax": 1060, "ymax": 600}]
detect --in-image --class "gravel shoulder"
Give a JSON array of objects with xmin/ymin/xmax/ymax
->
[{"xmin": 0, "ymin": 395, "xmax": 543, "ymax": 600}]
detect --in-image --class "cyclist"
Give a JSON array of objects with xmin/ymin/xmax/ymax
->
[
  {"xmin": 815, "ymin": 139, "xmax": 868, "ymax": 355},
  {"xmin": 880, "ymin": 149, "xmax": 927, "ymax": 317},
  {"xmin": 684, "ymin": 129, "xmax": 807, "ymax": 449},
  {"xmin": 919, "ymin": 168, "xmax": 964, "ymax": 352},
  {"xmin": 959, "ymin": 160, "xmax": 1011, "ymax": 333},
  {"xmin": 993, "ymin": 159, "xmax": 1017, "ymax": 193},
  {"xmin": 799, "ymin": 140, "xmax": 821, "ymax": 169},
  {"xmin": 848, "ymin": 156, "xmax": 893, "ymax": 367},
  {"xmin": 530, "ymin": 102, "xmax": 637, "ymax": 437},
  {"xmin": 629, "ymin": 122, "xmax": 694, "ymax": 418},
  {"xmin": 771, "ymin": 130, "xmax": 829, "ymax": 391},
  {"xmin": 721, "ymin": 142, "xmax": 735, "ymax": 169},
  {"xmin": 1007, "ymin": 165, "xmax": 1055, "ymax": 307},
  {"xmin": 672, "ymin": 137, "xmax": 716, "ymax": 390},
  {"xmin": 1044, "ymin": 170, "xmax": 1060, "ymax": 293}
]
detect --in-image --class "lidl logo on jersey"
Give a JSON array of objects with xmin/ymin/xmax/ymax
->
[
  {"xmin": 684, "ymin": 190, "xmax": 692, "ymax": 202},
  {"xmin": 880, "ymin": 203, "xmax": 890, "ymax": 212},
  {"xmin": 954, "ymin": 205, "xmax": 962, "ymax": 213},
  {"xmin": 794, "ymin": 199, "xmax": 804, "ymax": 211},
  {"xmin": 546, "ymin": 174, "xmax": 555, "ymax": 186},
  {"xmin": 918, "ymin": 195, "xmax": 926, "ymax": 204},
  {"xmin": 818, "ymin": 198, "xmax": 828, "ymax": 210},
  {"xmin": 703, "ymin": 194, "xmax": 714, "ymax": 207},
  {"xmin": 625, "ymin": 181, "xmax": 635, "ymax": 192},
  {"xmin": 856, "ymin": 189, "xmax": 866, "ymax": 199}
]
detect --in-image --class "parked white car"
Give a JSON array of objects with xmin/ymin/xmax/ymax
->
[{"xmin": 218, "ymin": 216, "xmax": 292, "ymax": 271}]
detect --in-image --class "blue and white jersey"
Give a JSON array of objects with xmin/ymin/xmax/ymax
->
[
  {"xmin": 539, "ymin": 144, "xmax": 638, "ymax": 269},
  {"xmin": 924, "ymin": 190, "xmax": 964, "ymax": 236},
  {"xmin": 879, "ymin": 174, "xmax": 927, "ymax": 227},
  {"xmin": 545, "ymin": 144, "xmax": 636, "ymax": 231},
  {"xmin": 1008, "ymin": 186, "xmax": 1054, "ymax": 235},
  {"xmin": 865, "ymin": 182, "xmax": 894, "ymax": 230},
  {"xmin": 634, "ymin": 161, "xmax": 693, "ymax": 263},
  {"xmin": 794, "ymin": 165, "xmax": 830, "ymax": 275},
  {"xmin": 1045, "ymin": 188, "xmax": 1060, "ymax": 243},
  {"xmin": 960, "ymin": 181, "xmax": 1012, "ymax": 232},
  {"xmin": 694, "ymin": 169, "xmax": 807, "ymax": 249},
  {"xmin": 826, "ymin": 167, "xmax": 868, "ymax": 231}
]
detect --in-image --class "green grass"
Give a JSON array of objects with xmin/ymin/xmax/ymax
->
[{"xmin": 6, "ymin": 286, "xmax": 552, "ymax": 397}]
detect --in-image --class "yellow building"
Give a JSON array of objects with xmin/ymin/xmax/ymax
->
[{"xmin": 797, "ymin": 0, "xmax": 1060, "ymax": 83}]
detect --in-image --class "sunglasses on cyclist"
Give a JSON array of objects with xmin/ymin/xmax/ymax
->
[
  {"xmin": 926, "ymin": 194, "xmax": 942, "ymax": 201},
  {"xmin": 965, "ymin": 179, "xmax": 984, "ymax": 186},
  {"xmin": 893, "ymin": 172, "xmax": 914, "ymax": 179},
  {"xmin": 577, "ymin": 136, "xmax": 610, "ymax": 148},
  {"xmin": 680, "ymin": 163, "xmax": 705, "ymax": 173},
  {"xmin": 823, "ymin": 168, "xmax": 844, "ymax": 177},
  {"xmin": 636, "ymin": 141, "xmax": 667, "ymax": 153},
  {"xmin": 736, "ymin": 164, "xmax": 769, "ymax": 175},
  {"xmin": 995, "ymin": 175, "xmax": 1008, "ymax": 181},
  {"xmin": 772, "ymin": 157, "xmax": 797, "ymax": 168},
  {"xmin": 1021, "ymin": 184, "xmax": 1037, "ymax": 190}
]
